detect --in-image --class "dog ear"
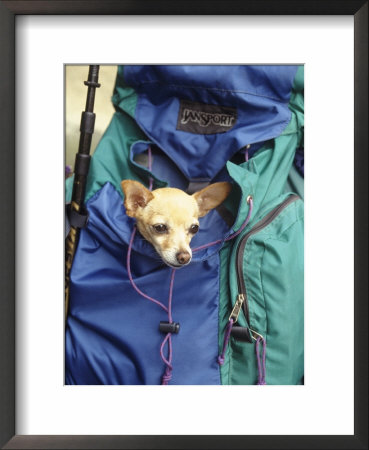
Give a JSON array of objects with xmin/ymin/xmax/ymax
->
[
  {"xmin": 193, "ymin": 182, "xmax": 232, "ymax": 217},
  {"xmin": 121, "ymin": 180, "xmax": 154, "ymax": 217}
]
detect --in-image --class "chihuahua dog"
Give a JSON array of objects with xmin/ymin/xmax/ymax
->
[{"xmin": 121, "ymin": 180, "xmax": 231, "ymax": 268}]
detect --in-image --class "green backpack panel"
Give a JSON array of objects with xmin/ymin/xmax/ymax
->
[
  {"xmin": 218, "ymin": 67, "xmax": 304, "ymax": 385},
  {"xmin": 224, "ymin": 195, "xmax": 304, "ymax": 385}
]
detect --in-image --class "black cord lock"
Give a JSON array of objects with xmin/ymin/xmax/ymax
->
[
  {"xmin": 159, "ymin": 321, "xmax": 180, "ymax": 334},
  {"xmin": 230, "ymin": 325, "xmax": 253, "ymax": 343}
]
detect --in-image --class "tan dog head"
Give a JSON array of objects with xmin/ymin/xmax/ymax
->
[{"xmin": 121, "ymin": 180, "xmax": 232, "ymax": 268}]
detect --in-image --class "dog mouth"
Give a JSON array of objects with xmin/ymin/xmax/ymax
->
[
  {"xmin": 167, "ymin": 263, "xmax": 182, "ymax": 269},
  {"xmin": 164, "ymin": 260, "xmax": 191, "ymax": 269},
  {"xmin": 152, "ymin": 246, "xmax": 192, "ymax": 269},
  {"xmin": 160, "ymin": 257, "xmax": 192, "ymax": 269}
]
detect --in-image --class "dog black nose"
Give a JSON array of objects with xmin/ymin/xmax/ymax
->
[{"xmin": 176, "ymin": 251, "xmax": 191, "ymax": 265}]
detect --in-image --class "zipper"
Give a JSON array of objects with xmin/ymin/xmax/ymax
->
[
  {"xmin": 229, "ymin": 293, "xmax": 245, "ymax": 323},
  {"xmin": 235, "ymin": 194, "xmax": 300, "ymax": 324}
]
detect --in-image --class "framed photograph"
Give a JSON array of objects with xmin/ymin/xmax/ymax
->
[{"xmin": 1, "ymin": 1, "xmax": 367, "ymax": 449}]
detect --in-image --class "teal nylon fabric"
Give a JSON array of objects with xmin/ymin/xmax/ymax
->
[
  {"xmin": 218, "ymin": 66, "xmax": 304, "ymax": 384},
  {"xmin": 225, "ymin": 198, "xmax": 304, "ymax": 385}
]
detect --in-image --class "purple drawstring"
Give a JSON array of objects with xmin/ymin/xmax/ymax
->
[
  {"xmin": 218, "ymin": 320, "xmax": 268, "ymax": 386},
  {"xmin": 217, "ymin": 319, "xmax": 234, "ymax": 365},
  {"xmin": 255, "ymin": 336, "xmax": 267, "ymax": 385},
  {"xmin": 127, "ymin": 146, "xmax": 177, "ymax": 383},
  {"xmin": 127, "ymin": 227, "xmax": 168, "ymax": 313},
  {"xmin": 160, "ymin": 333, "xmax": 172, "ymax": 384},
  {"xmin": 127, "ymin": 227, "xmax": 177, "ymax": 384},
  {"xmin": 148, "ymin": 146, "xmax": 176, "ymax": 383},
  {"xmin": 193, "ymin": 196, "xmax": 253, "ymax": 254},
  {"xmin": 159, "ymin": 269, "xmax": 176, "ymax": 384}
]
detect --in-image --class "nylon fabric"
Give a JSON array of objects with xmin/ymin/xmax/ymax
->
[
  {"xmin": 118, "ymin": 65, "xmax": 298, "ymax": 180},
  {"xmin": 219, "ymin": 66, "xmax": 304, "ymax": 384},
  {"xmin": 226, "ymin": 199, "xmax": 304, "ymax": 385},
  {"xmin": 65, "ymin": 183, "xmax": 222, "ymax": 385}
]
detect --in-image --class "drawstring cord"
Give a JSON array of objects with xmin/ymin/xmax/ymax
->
[
  {"xmin": 127, "ymin": 146, "xmax": 176, "ymax": 383},
  {"xmin": 127, "ymin": 227, "xmax": 168, "ymax": 313},
  {"xmin": 127, "ymin": 228, "xmax": 176, "ymax": 384},
  {"xmin": 160, "ymin": 334, "xmax": 173, "ymax": 384},
  {"xmin": 127, "ymin": 236, "xmax": 176, "ymax": 384},
  {"xmin": 217, "ymin": 319, "xmax": 234, "ymax": 365},
  {"xmin": 126, "ymin": 145, "xmax": 254, "ymax": 384},
  {"xmin": 193, "ymin": 195, "xmax": 253, "ymax": 254},
  {"xmin": 218, "ymin": 320, "xmax": 268, "ymax": 385},
  {"xmin": 255, "ymin": 336, "xmax": 267, "ymax": 385},
  {"xmin": 159, "ymin": 269, "xmax": 176, "ymax": 384}
]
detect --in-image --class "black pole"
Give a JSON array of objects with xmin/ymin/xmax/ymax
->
[
  {"xmin": 65, "ymin": 65, "xmax": 100, "ymax": 317},
  {"xmin": 71, "ymin": 65, "xmax": 100, "ymax": 209}
]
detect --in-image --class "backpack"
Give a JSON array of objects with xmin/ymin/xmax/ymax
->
[{"xmin": 65, "ymin": 65, "xmax": 304, "ymax": 385}]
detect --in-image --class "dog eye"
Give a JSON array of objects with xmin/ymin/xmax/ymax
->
[
  {"xmin": 153, "ymin": 224, "xmax": 168, "ymax": 234},
  {"xmin": 189, "ymin": 224, "xmax": 199, "ymax": 234}
]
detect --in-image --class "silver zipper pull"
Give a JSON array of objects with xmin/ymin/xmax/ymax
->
[
  {"xmin": 229, "ymin": 294, "xmax": 245, "ymax": 323},
  {"xmin": 250, "ymin": 329, "xmax": 264, "ymax": 341}
]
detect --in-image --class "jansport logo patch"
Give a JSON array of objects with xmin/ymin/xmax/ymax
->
[{"xmin": 177, "ymin": 100, "xmax": 237, "ymax": 134}]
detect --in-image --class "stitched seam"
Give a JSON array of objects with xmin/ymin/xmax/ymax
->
[
  {"xmin": 259, "ymin": 242, "xmax": 269, "ymax": 383},
  {"xmin": 259, "ymin": 243, "xmax": 268, "ymax": 337},
  {"xmin": 244, "ymin": 240, "xmax": 264, "ymax": 331},
  {"xmin": 244, "ymin": 206, "xmax": 303, "ymax": 340},
  {"xmin": 258, "ymin": 200, "xmax": 303, "ymax": 238},
  {"xmin": 263, "ymin": 212, "xmax": 304, "ymax": 241},
  {"xmin": 259, "ymin": 242, "xmax": 268, "ymax": 327}
]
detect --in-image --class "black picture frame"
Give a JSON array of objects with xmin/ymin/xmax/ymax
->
[{"xmin": 0, "ymin": 1, "xmax": 367, "ymax": 449}]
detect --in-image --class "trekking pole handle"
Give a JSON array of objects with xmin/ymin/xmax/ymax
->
[{"xmin": 71, "ymin": 65, "xmax": 100, "ymax": 208}]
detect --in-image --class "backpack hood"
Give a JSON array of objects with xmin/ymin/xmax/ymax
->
[{"xmin": 113, "ymin": 65, "xmax": 299, "ymax": 181}]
